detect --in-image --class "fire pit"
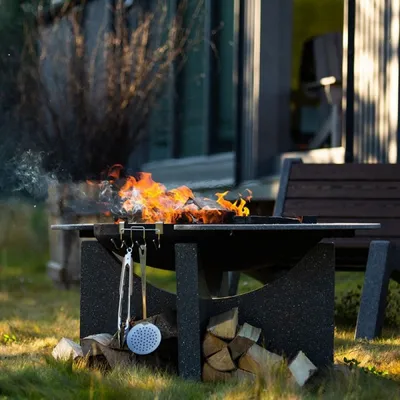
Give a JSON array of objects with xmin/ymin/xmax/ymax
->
[
  {"xmin": 52, "ymin": 219, "xmax": 380, "ymax": 380},
  {"xmin": 51, "ymin": 166, "xmax": 381, "ymax": 380}
]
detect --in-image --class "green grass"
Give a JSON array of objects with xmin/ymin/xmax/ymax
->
[
  {"xmin": 2, "ymin": 255, "xmax": 400, "ymax": 399},
  {"xmin": 1, "ymin": 203, "xmax": 400, "ymax": 399},
  {"xmin": 145, "ymin": 269, "xmax": 368, "ymax": 297}
]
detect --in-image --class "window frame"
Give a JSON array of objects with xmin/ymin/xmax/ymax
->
[
  {"xmin": 146, "ymin": 0, "xmax": 239, "ymax": 161},
  {"xmin": 142, "ymin": 0, "xmax": 303, "ymax": 190}
]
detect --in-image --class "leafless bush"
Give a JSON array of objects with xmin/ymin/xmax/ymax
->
[{"xmin": 18, "ymin": 0, "xmax": 204, "ymax": 181}]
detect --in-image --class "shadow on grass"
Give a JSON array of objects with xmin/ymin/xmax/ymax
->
[
  {"xmin": 1, "ymin": 354, "xmax": 399, "ymax": 400},
  {"xmin": 0, "ymin": 358, "xmax": 242, "ymax": 400}
]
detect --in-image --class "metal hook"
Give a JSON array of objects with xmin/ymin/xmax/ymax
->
[
  {"xmin": 130, "ymin": 228, "xmax": 134, "ymax": 248},
  {"xmin": 118, "ymin": 220, "xmax": 125, "ymax": 242},
  {"xmin": 111, "ymin": 238, "xmax": 125, "ymax": 250},
  {"xmin": 155, "ymin": 222, "xmax": 163, "ymax": 248}
]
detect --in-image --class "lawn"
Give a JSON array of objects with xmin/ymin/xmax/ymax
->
[{"xmin": 1, "ymin": 204, "xmax": 400, "ymax": 399}]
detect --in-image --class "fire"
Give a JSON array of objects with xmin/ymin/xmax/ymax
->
[{"xmin": 93, "ymin": 165, "xmax": 252, "ymax": 224}]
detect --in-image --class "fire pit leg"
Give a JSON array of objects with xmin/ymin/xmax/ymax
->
[
  {"xmin": 81, "ymin": 241, "xmax": 177, "ymax": 339},
  {"xmin": 175, "ymin": 243, "xmax": 202, "ymax": 380}
]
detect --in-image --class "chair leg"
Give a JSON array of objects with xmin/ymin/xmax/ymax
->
[{"xmin": 355, "ymin": 240, "xmax": 393, "ymax": 340}]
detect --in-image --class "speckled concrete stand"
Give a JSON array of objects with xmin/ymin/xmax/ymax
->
[
  {"xmin": 355, "ymin": 241, "xmax": 400, "ymax": 340},
  {"xmin": 81, "ymin": 241, "xmax": 335, "ymax": 380}
]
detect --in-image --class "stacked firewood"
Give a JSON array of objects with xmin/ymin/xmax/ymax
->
[
  {"xmin": 202, "ymin": 308, "xmax": 318, "ymax": 386},
  {"xmin": 202, "ymin": 307, "xmax": 284, "ymax": 382},
  {"xmin": 52, "ymin": 308, "xmax": 319, "ymax": 387}
]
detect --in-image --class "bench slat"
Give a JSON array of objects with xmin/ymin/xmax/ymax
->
[
  {"xmin": 287, "ymin": 180, "xmax": 400, "ymax": 199},
  {"xmin": 284, "ymin": 199, "xmax": 400, "ymax": 218},
  {"xmin": 275, "ymin": 159, "xmax": 400, "ymax": 268},
  {"xmin": 290, "ymin": 163, "xmax": 400, "ymax": 181}
]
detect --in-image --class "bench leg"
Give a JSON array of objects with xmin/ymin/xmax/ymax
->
[{"xmin": 355, "ymin": 240, "xmax": 392, "ymax": 340}]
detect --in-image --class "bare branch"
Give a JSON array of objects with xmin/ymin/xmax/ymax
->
[{"xmin": 17, "ymin": 0, "xmax": 205, "ymax": 180}]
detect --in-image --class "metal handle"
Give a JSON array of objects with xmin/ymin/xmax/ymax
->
[
  {"xmin": 118, "ymin": 247, "xmax": 133, "ymax": 331},
  {"xmin": 139, "ymin": 244, "xmax": 147, "ymax": 319},
  {"xmin": 117, "ymin": 260, "xmax": 126, "ymax": 330},
  {"xmin": 125, "ymin": 248, "xmax": 133, "ymax": 327}
]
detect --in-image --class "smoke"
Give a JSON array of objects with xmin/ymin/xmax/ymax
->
[{"xmin": 5, "ymin": 150, "xmax": 61, "ymax": 201}]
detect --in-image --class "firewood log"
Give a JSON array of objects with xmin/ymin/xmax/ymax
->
[
  {"xmin": 232, "ymin": 368, "xmax": 257, "ymax": 383},
  {"xmin": 202, "ymin": 362, "xmax": 233, "ymax": 383},
  {"xmin": 80, "ymin": 334, "xmax": 132, "ymax": 369},
  {"xmin": 228, "ymin": 323, "xmax": 262, "ymax": 360},
  {"xmin": 81, "ymin": 333, "xmax": 113, "ymax": 356},
  {"xmin": 86, "ymin": 311, "xmax": 179, "ymax": 372},
  {"xmin": 206, "ymin": 347, "xmax": 236, "ymax": 372},
  {"xmin": 207, "ymin": 308, "xmax": 238, "ymax": 340},
  {"xmin": 238, "ymin": 343, "xmax": 283, "ymax": 375},
  {"xmin": 288, "ymin": 351, "xmax": 317, "ymax": 387},
  {"xmin": 203, "ymin": 332, "xmax": 227, "ymax": 358},
  {"xmin": 52, "ymin": 338, "xmax": 83, "ymax": 361},
  {"xmin": 187, "ymin": 197, "xmax": 227, "ymax": 211}
]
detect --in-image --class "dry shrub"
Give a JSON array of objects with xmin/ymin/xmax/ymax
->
[{"xmin": 18, "ymin": 0, "xmax": 204, "ymax": 181}]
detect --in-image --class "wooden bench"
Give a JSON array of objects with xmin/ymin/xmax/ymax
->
[{"xmin": 229, "ymin": 158, "xmax": 400, "ymax": 339}]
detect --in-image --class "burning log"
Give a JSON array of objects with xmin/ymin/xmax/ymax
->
[
  {"xmin": 93, "ymin": 165, "xmax": 251, "ymax": 224},
  {"xmin": 185, "ymin": 197, "xmax": 227, "ymax": 211}
]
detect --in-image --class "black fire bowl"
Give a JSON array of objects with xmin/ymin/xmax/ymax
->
[{"xmin": 91, "ymin": 222, "xmax": 354, "ymax": 273}]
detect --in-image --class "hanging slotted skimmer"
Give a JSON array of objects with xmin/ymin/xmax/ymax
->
[{"xmin": 126, "ymin": 244, "xmax": 162, "ymax": 355}]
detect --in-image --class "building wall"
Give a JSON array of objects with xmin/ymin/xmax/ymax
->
[
  {"xmin": 41, "ymin": 0, "xmax": 400, "ymax": 200},
  {"xmin": 142, "ymin": 0, "xmax": 296, "ymax": 188},
  {"xmin": 142, "ymin": 0, "xmax": 348, "ymax": 190},
  {"xmin": 343, "ymin": 0, "xmax": 399, "ymax": 163}
]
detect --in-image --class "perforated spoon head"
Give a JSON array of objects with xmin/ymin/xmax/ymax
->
[{"xmin": 126, "ymin": 322, "xmax": 161, "ymax": 355}]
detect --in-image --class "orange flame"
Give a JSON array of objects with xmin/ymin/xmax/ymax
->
[{"xmin": 93, "ymin": 165, "xmax": 252, "ymax": 223}]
